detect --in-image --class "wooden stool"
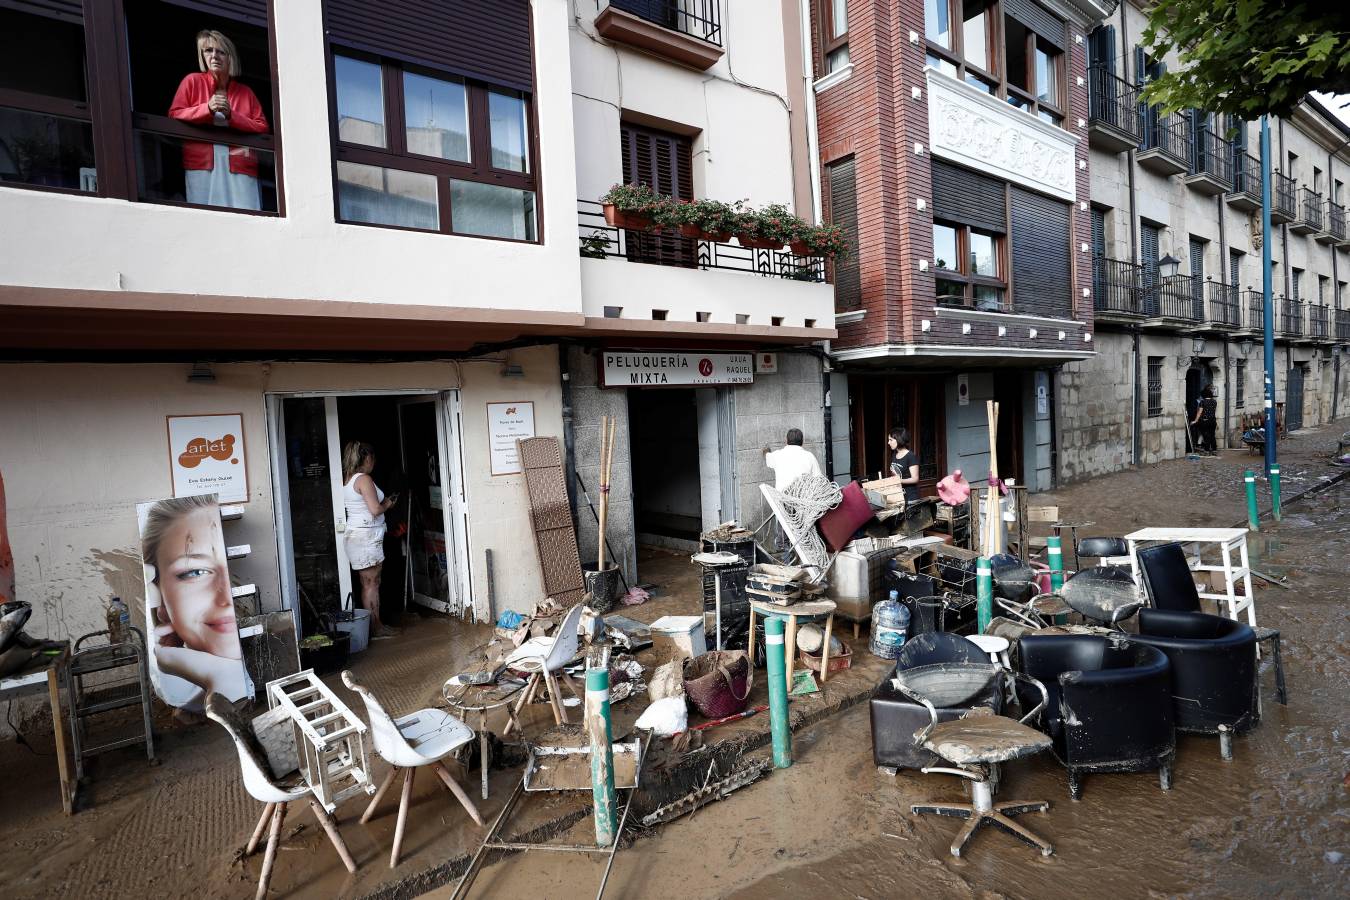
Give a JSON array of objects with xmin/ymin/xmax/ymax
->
[{"xmin": 748, "ymin": 598, "xmax": 838, "ymax": 687}]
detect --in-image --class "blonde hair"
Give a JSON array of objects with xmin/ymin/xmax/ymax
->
[
  {"xmin": 141, "ymin": 494, "xmax": 220, "ymax": 647},
  {"xmin": 342, "ymin": 441, "xmax": 376, "ymax": 482},
  {"xmin": 196, "ymin": 29, "xmax": 241, "ymax": 78}
]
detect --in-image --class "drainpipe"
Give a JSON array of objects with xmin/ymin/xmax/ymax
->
[
  {"xmin": 1217, "ymin": 195, "xmax": 1231, "ymax": 446},
  {"xmin": 1123, "ymin": 2, "xmax": 1143, "ymax": 467},
  {"xmin": 559, "ymin": 343, "xmax": 579, "ymax": 528},
  {"xmin": 1331, "ymin": 153, "xmax": 1341, "ymax": 419},
  {"xmin": 821, "ymin": 342, "xmax": 834, "ymax": 479},
  {"xmin": 797, "ymin": 0, "xmax": 823, "ymax": 221}
]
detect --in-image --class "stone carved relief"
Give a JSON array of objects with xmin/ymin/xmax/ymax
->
[{"xmin": 925, "ymin": 70, "xmax": 1077, "ymax": 201}]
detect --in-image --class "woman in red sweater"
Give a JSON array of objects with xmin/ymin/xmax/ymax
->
[{"xmin": 168, "ymin": 30, "xmax": 270, "ymax": 210}]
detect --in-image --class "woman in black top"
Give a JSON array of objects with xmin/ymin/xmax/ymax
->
[
  {"xmin": 888, "ymin": 427, "xmax": 921, "ymax": 504},
  {"xmin": 1191, "ymin": 384, "xmax": 1218, "ymax": 455}
]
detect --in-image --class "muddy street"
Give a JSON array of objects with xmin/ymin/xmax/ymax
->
[{"xmin": 444, "ymin": 432, "xmax": 1350, "ymax": 900}]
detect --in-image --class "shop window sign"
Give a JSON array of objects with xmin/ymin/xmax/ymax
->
[{"xmin": 600, "ymin": 352, "xmax": 754, "ymax": 387}]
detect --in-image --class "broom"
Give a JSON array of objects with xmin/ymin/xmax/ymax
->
[
  {"xmin": 1182, "ymin": 416, "xmax": 1202, "ymax": 461},
  {"xmin": 985, "ymin": 400, "xmax": 1004, "ymax": 556}
]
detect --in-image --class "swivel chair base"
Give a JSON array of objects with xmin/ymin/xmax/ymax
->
[{"xmin": 912, "ymin": 775, "xmax": 1053, "ymax": 858}]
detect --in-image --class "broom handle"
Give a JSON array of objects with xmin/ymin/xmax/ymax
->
[{"xmin": 597, "ymin": 417, "xmax": 611, "ymax": 571}]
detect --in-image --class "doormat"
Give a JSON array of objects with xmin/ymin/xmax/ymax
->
[{"xmin": 517, "ymin": 437, "xmax": 586, "ymax": 607}]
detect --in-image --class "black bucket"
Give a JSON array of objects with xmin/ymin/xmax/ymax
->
[{"xmin": 583, "ymin": 563, "xmax": 621, "ymax": 613}]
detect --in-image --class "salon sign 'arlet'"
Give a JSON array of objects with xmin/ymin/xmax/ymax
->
[{"xmin": 600, "ymin": 352, "xmax": 755, "ymax": 387}]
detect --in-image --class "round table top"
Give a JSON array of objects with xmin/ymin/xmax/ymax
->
[
  {"xmin": 966, "ymin": 634, "xmax": 1010, "ymax": 653},
  {"xmin": 749, "ymin": 597, "xmax": 837, "ymax": 617}
]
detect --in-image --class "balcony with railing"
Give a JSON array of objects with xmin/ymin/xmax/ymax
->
[
  {"xmin": 1198, "ymin": 279, "xmax": 1240, "ymax": 330},
  {"xmin": 1138, "ymin": 111, "xmax": 1190, "ymax": 177},
  {"xmin": 1337, "ymin": 308, "xmax": 1350, "ymax": 341},
  {"xmin": 1308, "ymin": 304, "xmax": 1330, "ymax": 341},
  {"xmin": 1091, "ymin": 256, "xmax": 1144, "ymax": 320},
  {"xmin": 596, "ymin": 1, "xmax": 724, "ymax": 70},
  {"xmin": 1226, "ymin": 152, "xmax": 1262, "ymax": 212},
  {"xmin": 1271, "ymin": 170, "xmax": 1296, "ymax": 224},
  {"xmin": 1183, "ymin": 127, "xmax": 1233, "ymax": 194},
  {"xmin": 1240, "ymin": 289, "xmax": 1265, "ymax": 334},
  {"xmin": 576, "ymin": 200, "xmax": 833, "ymax": 331},
  {"xmin": 1291, "ymin": 186, "xmax": 1322, "ymax": 235},
  {"xmin": 1327, "ymin": 200, "xmax": 1349, "ymax": 245},
  {"xmin": 1145, "ymin": 273, "xmax": 1201, "ymax": 322},
  {"xmin": 1280, "ymin": 297, "xmax": 1303, "ymax": 337},
  {"xmin": 1087, "ymin": 66, "xmax": 1142, "ymax": 153}
]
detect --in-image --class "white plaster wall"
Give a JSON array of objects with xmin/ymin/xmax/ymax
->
[
  {"xmin": 0, "ymin": 0, "xmax": 583, "ymax": 316},
  {"xmin": 0, "ymin": 352, "xmax": 565, "ymax": 652}
]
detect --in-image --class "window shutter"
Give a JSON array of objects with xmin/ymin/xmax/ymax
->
[
  {"xmin": 1088, "ymin": 25, "xmax": 1115, "ymax": 74},
  {"xmin": 324, "ymin": 0, "xmax": 533, "ymax": 92},
  {"xmin": 1010, "ymin": 187, "xmax": 1071, "ymax": 317},
  {"xmin": 1090, "ymin": 208, "xmax": 1105, "ymax": 259},
  {"xmin": 931, "ymin": 161, "xmax": 1007, "ymax": 233},
  {"xmin": 620, "ymin": 122, "xmax": 695, "ymax": 268},
  {"xmin": 0, "ymin": 0, "xmax": 82, "ymax": 23},
  {"xmin": 1003, "ymin": 0, "xmax": 1064, "ymax": 50},
  {"xmin": 828, "ymin": 157, "xmax": 861, "ymax": 312},
  {"xmin": 160, "ymin": 0, "xmax": 269, "ymax": 27}
]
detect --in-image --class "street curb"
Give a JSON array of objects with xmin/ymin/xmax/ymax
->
[
  {"xmin": 1234, "ymin": 464, "xmax": 1350, "ymax": 529},
  {"xmin": 357, "ymin": 674, "xmax": 879, "ymax": 899}
]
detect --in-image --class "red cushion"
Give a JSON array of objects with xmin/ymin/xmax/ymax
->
[{"xmin": 817, "ymin": 481, "xmax": 874, "ymax": 552}]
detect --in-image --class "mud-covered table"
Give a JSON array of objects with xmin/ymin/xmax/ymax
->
[
  {"xmin": 0, "ymin": 645, "xmax": 72, "ymax": 813},
  {"xmin": 748, "ymin": 598, "xmax": 838, "ymax": 688}
]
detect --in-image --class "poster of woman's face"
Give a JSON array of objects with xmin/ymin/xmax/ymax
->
[{"xmin": 137, "ymin": 494, "xmax": 250, "ymax": 710}]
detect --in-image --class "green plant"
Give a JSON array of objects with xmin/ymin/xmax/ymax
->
[
  {"xmin": 579, "ymin": 231, "xmax": 611, "ymax": 258},
  {"xmin": 600, "ymin": 182, "xmax": 660, "ymax": 214},
  {"xmin": 737, "ymin": 203, "xmax": 808, "ymax": 243},
  {"xmin": 653, "ymin": 197, "xmax": 740, "ymax": 235},
  {"xmin": 804, "ymin": 223, "xmax": 851, "ymax": 259}
]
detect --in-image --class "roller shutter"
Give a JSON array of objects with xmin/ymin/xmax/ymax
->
[
  {"xmin": 0, "ymin": 0, "xmax": 81, "ymax": 23},
  {"xmin": 828, "ymin": 157, "xmax": 861, "ymax": 312},
  {"xmin": 1003, "ymin": 0, "xmax": 1064, "ymax": 49},
  {"xmin": 161, "ymin": 0, "xmax": 269, "ymax": 27},
  {"xmin": 932, "ymin": 160, "xmax": 1007, "ymax": 233},
  {"xmin": 1010, "ymin": 187, "xmax": 1071, "ymax": 317}
]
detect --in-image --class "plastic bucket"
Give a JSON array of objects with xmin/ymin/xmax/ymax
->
[
  {"xmin": 583, "ymin": 562, "xmax": 621, "ymax": 613},
  {"xmin": 335, "ymin": 608, "xmax": 371, "ymax": 654}
]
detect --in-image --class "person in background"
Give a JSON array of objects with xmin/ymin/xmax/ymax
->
[
  {"xmin": 888, "ymin": 427, "xmax": 921, "ymax": 505},
  {"xmin": 168, "ymin": 29, "xmax": 270, "ymax": 210},
  {"xmin": 762, "ymin": 428, "xmax": 823, "ymax": 553},
  {"xmin": 342, "ymin": 441, "xmax": 400, "ymax": 640},
  {"xmin": 1192, "ymin": 384, "xmax": 1218, "ymax": 456}
]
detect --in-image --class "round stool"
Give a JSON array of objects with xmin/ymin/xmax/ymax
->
[{"xmin": 966, "ymin": 634, "xmax": 1012, "ymax": 669}]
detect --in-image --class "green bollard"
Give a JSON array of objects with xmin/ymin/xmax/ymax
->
[
  {"xmin": 765, "ymin": 617, "xmax": 792, "ymax": 769},
  {"xmin": 585, "ymin": 667, "xmax": 617, "ymax": 847},
  {"xmin": 1269, "ymin": 464, "xmax": 1282, "ymax": 522},
  {"xmin": 976, "ymin": 556, "xmax": 993, "ymax": 635},
  {"xmin": 1244, "ymin": 470, "xmax": 1260, "ymax": 531},
  {"xmin": 1047, "ymin": 536, "xmax": 1065, "ymax": 591}
]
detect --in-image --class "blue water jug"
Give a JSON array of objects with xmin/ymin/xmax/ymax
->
[{"xmin": 870, "ymin": 590, "xmax": 912, "ymax": 659}]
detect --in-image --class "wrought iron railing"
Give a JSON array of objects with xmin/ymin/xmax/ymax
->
[
  {"xmin": 1092, "ymin": 256, "xmax": 1143, "ymax": 315},
  {"xmin": 1298, "ymin": 187, "xmax": 1323, "ymax": 230},
  {"xmin": 1203, "ymin": 279, "xmax": 1240, "ymax": 326},
  {"xmin": 1154, "ymin": 273, "xmax": 1200, "ymax": 321},
  {"xmin": 1087, "ymin": 65, "xmax": 1141, "ymax": 138},
  {"xmin": 1241, "ymin": 289, "xmax": 1265, "ymax": 331},
  {"xmin": 1231, "ymin": 152, "xmax": 1261, "ymax": 198},
  {"xmin": 1327, "ymin": 200, "xmax": 1347, "ymax": 240},
  {"xmin": 1272, "ymin": 170, "xmax": 1296, "ymax": 218},
  {"xmin": 1142, "ymin": 110, "xmax": 1190, "ymax": 162},
  {"xmin": 606, "ymin": 0, "xmax": 722, "ymax": 45},
  {"xmin": 577, "ymin": 200, "xmax": 823, "ymax": 282},
  {"xmin": 1192, "ymin": 127, "xmax": 1233, "ymax": 186},
  {"xmin": 1337, "ymin": 308, "xmax": 1350, "ymax": 340},
  {"xmin": 1308, "ymin": 304, "xmax": 1330, "ymax": 339},
  {"xmin": 1280, "ymin": 297, "xmax": 1303, "ymax": 336}
]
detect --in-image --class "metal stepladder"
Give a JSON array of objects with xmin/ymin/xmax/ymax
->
[{"xmin": 66, "ymin": 627, "xmax": 156, "ymax": 804}]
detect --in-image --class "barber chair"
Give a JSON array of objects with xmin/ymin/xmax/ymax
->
[
  {"xmin": 870, "ymin": 633, "xmax": 1000, "ymax": 772},
  {"xmin": 894, "ymin": 668, "xmax": 1055, "ymax": 858},
  {"xmin": 1019, "ymin": 634, "xmax": 1174, "ymax": 799},
  {"xmin": 1137, "ymin": 542, "xmax": 1286, "ymax": 705},
  {"xmin": 1059, "ymin": 565, "xmax": 1142, "ymax": 628},
  {"xmin": 1132, "ymin": 608, "xmax": 1259, "ymax": 759}
]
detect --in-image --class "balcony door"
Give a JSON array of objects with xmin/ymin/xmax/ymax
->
[
  {"xmin": 1189, "ymin": 237, "xmax": 1206, "ymax": 319},
  {"xmin": 620, "ymin": 121, "xmax": 695, "ymax": 268},
  {"xmin": 1141, "ymin": 222, "xmax": 1161, "ymax": 315}
]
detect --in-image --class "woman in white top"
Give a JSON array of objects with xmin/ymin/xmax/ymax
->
[{"xmin": 341, "ymin": 441, "xmax": 400, "ymax": 639}]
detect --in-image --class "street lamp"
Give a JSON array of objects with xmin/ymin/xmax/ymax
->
[{"xmin": 1157, "ymin": 253, "xmax": 1182, "ymax": 278}]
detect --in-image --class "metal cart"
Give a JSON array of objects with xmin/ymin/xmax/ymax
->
[{"xmin": 65, "ymin": 627, "xmax": 156, "ymax": 803}]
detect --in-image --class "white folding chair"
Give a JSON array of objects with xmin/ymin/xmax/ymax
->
[
  {"xmin": 503, "ymin": 602, "xmax": 586, "ymax": 729},
  {"xmin": 204, "ymin": 694, "xmax": 357, "ymax": 900},
  {"xmin": 341, "ymin": 672, "xmax": 484, "ymax": 868}
]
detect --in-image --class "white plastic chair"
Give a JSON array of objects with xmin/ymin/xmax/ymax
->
[
  {"xmin": 503, "ymin": 602, "xmax": 586, "ymax": 729},
  {"xmin": 204, "ymin": 694, "xmax": 357, "ymax": 900},
  {"xmin": 341, "ymin": 671, "xmax": 484, "ymax": 868}
]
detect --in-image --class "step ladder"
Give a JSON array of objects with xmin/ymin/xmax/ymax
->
[{"xmin": 65, "ymin": 627, "xmax": 156, "ymax": 806}]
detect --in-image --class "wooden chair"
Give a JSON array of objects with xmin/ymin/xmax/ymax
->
[
  {"xmin": 341, "ymin": 672, "xmax": 484, "ymax": 867},
  {"xmin": 204, "ymin": 693, "xmax": 357, "ymax": 899}
]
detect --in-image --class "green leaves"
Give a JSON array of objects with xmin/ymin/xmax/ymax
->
[{"xmin": 1139, "ymin": 1, "xmax": 1350, "ymax": 117}]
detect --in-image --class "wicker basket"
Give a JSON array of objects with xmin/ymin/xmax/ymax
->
[
  {"xmin": 798, "ymin": 640, "xmax": 852, "ymax": 674},
  {"xmin": 683, "ymin": 651, "xmax": 752, "ymax": 719}
]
